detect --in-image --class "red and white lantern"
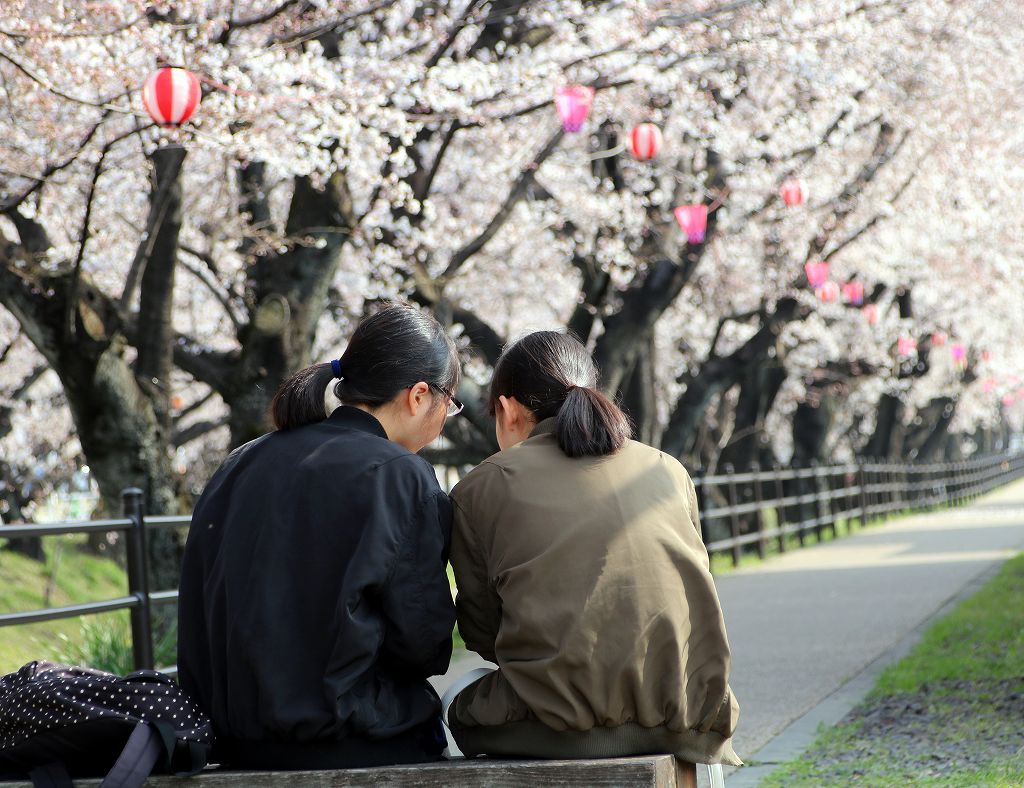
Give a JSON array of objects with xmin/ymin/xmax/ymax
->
[
  {"xmin": 142, "ymin": 67, "xmax": 201, "ymax": 127},
  {"xmin": 554, "ymin": 85, "xmax": 594, "ymax": 132},
  {"xmin": 629, "ymin": 123, "xmax": 663, "ymax": 161},
  {"xmin": 930, "ymin": 331, "xmax": 947, "ymax": 347},
  {"xmin": 818, "ymin": 282, "xmax": 840, "ymax": 303},
  {"xmin": 842, "ymin": 281, "xmax": 864, "ymax": 306},
  {"xmin": 897, "ymin": 337, "xmax": 918, "ymax": 357},
  {"xmin": 779, "ymin": 177, "xmax": 805, "ymax": 207},
  {"xmin": 863, "ymin": 304, "xmax": 879, "ymax": 325},
  {"xmin": 804, "ymin": 260, "xmax": 829, "ymax": 289},
  {"xmin": 673, "ymin": 204, "xmax": 708, "ymax": 244}
]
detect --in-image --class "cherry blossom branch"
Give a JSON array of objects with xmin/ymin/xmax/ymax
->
[
  {"xmin": 441, "ymin": 127, "xmax": 564, "ymax": 280},
  {"xmin": 178, "ymin": 251, "xmax": 246, "ymax": 332}
]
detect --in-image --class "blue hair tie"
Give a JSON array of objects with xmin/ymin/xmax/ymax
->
[{"xmin": 330, "ymin": 359, "xmax": 343, "ymax": 379}]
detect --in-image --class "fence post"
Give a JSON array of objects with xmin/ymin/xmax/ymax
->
[
  {"xmin": 122, "ymin": 487, "xmax": 154, "ymax": 671},
  {"xmin": 723, "ymin": 464, "xmax": 742, "ymax": 568},
  {"xmin": 751, "ymin": 462, "xmax": 766, "ymax": 560},
  {"xmin": 773, "ymin": 464, "xmax": 787, "ymax": 553},
  {"xmin": 811, "ymin": 460, "xmax": 827, "ymax": 541},
  {"xmin": 858, "ymin": 458, "xmax": 869, "ymax": 528}
]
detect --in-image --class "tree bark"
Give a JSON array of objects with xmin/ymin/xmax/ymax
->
[{"xmin": 661, "ymin": 298, "xmax": 801, "ymax": 460}]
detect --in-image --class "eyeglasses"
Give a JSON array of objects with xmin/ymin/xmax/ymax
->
[{"xmin": 414, "ymin": 383, "xmax": 464, "ymax": 417}]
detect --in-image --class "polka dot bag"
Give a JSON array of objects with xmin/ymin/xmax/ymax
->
[{"xmin": 0, "ymin": 660, "xmax": 211, "ymax": 787}]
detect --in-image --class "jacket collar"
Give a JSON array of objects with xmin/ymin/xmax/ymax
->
[
  {"xmin": 326, "ymin": 405, "xmax": 389, "ymax": 440},
  {"xmin": 530, "ymin": 417, "xmax": 557, "ymax": 438}
]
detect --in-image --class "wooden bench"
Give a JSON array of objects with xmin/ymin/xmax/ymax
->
[{"xmin": 2, "ymin": 756, "xmax": 698, "ymax": 786}]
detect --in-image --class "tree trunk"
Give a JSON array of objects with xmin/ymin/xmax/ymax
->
[
  {"xmin": 661, "ymin": 298, "xmax": 801, "ymax": 459},
  {"xmin": 619, "ymin": 333, "xmax": 658, "ymax": 444},
  {"xmin": 718, "ymin": 362, "xmax": 786, "ymax": 471}
]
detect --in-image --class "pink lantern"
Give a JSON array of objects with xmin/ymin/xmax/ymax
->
[
  {"xmin": 779, "ymin": 177, "xmax": 805, "ymax": 207},
  {"xmin": 950, "ymin": 344, "xmax": 967, "ymax": 363},
  {"xmin": 804, "ymin": 261, "xmax": 829, "ymax": 289},
  {"xmin": 629, "ymin": 123, "xmax": 663, "ymax": 161},
  {"xmin": 930, "ymin": 332, "xmax": 947, "ymax": 347},
  {"xmin": 863, "ymin": 304, "xmax": 879, "ymax": 325},
  {"xmin": 1003, "ymin": 394, "xmax": 1015, "ymax": 406},
  {"xmin": 142, "ymin": 67, "xmax": 201, "ymax": 127},
  {"xmin": 897, "ymin": 337, "xmax": 918, "ymax": 357},
  {"xmin": 842, "ymin": 281, "xmax": 864, "ymax": 305},
  {"xmin": 673, "ymin": 204, "xmax": 709, "ymax": 243},
  {"xmin": 554, "ymin": 85, "xmax": 594, "ymax": 132},
  {"xmin": 981, "ymin": 350, "xmax": 992, "ymax": 362},
  {"xmin": 982, "ymin": 378, "xmax": 997, "ymax": 393},
  {"xmin": 818, "ymin": 282, "xmax": 840, "ymax": 303}
]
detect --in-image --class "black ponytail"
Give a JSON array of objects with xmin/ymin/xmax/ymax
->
[
  {"xmin": 271, "ymin": 302, "xmax": 459, "ymax": 431},
  {"xmin": 488, "ymin": 331, "xmax": 632, "ymax": 458}
]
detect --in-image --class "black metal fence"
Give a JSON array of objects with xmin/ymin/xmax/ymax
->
[
  {"xmin": 2, "ymin": 452, "xmax": 1024, "ymax": 672},
  {"xmin": 694, "ymin": 453, "xmax": 1024, "ymax": 566}
]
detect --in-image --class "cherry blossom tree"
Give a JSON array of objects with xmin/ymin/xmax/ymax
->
[{"xmin": 2, "ymin": 0, "xmax": 1023, "ymax": 558}]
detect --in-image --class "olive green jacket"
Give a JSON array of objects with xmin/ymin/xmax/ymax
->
[{"xmin": 449, "ymin": 419, "xmax": 741, "ymax": 765}]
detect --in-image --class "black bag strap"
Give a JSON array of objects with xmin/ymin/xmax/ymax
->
[
  {"xmin": 28, "ymin": 763, "xmax": 73, "ymax": 788},
  {"xmin": 99, "ymin": 722, "xmax": 164, "ymax": 788}
]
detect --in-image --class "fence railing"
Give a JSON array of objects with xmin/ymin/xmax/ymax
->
[
  {"xmin": 2, "ymin": 452, "xmax": 1024, "ymax": 672},
  {"xmin": 693, "ymin": 452, "xmax": 1024, "ymax": 566}
]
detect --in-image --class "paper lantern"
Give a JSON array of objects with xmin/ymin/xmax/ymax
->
[
  {"xmin": 142, "ymin": 67, "xmax": 201, "ymax": 127},
  {"xmin": 982, "ymin": 378, "xmax": 997, "ymax": 393},
  {"xmin": 842, "ymin": 282, "xmax": 864, "ymax": 305},
  {"xmin": 779, "ymin": 177, "xmax": 805, "ymax": 207},
  {"xmin": 897, "ymin": 337, "xmax": 918, "ymax": 357},
  {"xmin": 950, "ymin": 344, "xmax": 967, "ymax": 362},
  {"xmin": 930, "ymin": 332, "xmax": 947, "ymax": 347},
  {"xmin": 673, "ymin": 204, "xmax": 708, "ymax": 243},
  {"xmin": 863, "ymin": 304, "xmax": 879, "ymax": 325},
  {"xmin": 818, "ymin": 282, "xmax": 840, "ymax": 303},
  {"xmin": 554, "ymin": 85, "xmax": 594, "ymax": 132},
  {"xmin": 629, "ymin": 123, "xmax": 662, "ymax": 160},
  {"xmin": 804, "ymin": 261, "xmax": 829, "ymax": 289},
  {"xmin": 981, "ymin": 350, "xmax": 992, "ymax": 362},
  {"xmin": 1003, "ymin": 394, "xmax": 1015, "ymax": 406}
]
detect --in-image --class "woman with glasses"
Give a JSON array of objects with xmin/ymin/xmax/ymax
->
[
  {"xmin": 446, "ymin": 331, "xmax": 741, "ymax": 771},
  {"xmin": 178, "ymin": 302, "xmax": 461, "ymax": 770}
]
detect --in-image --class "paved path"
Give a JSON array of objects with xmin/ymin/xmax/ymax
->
[
  {"xmin": 433, "ymin": 480, "xmax": 1024, "ymax": 786},
  {"xmin": 718, "ymin": 479, "xmax": 1024, "ymax": 784}
]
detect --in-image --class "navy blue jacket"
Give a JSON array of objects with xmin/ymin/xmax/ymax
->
[{"xmin": 177, "ymin": 407, "xmax": 455, "ymax": 745}]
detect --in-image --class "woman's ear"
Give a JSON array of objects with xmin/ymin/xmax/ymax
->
[
  {"xmin": 496, "ymin": 395, "xmax": 516, "ymax": 431},
  {"xmin": 405, "ymin": 382, "xmax": 431, "ymax": 415}
]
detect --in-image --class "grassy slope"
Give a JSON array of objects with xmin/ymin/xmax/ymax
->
[
  {"xmin": 0, "ymin": 536, "xmax": 128, "ymax": 673},
  {"xmin": 762, "ymin": 552, "xmax": 1024, "ymax": 787}
]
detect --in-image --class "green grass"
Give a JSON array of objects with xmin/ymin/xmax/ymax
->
[
  {"xmin": 0, "ymin": 536, "xmax": 129, "ymax": 673},
  {"xmin": 761, "ymin": 553, "xmax": 1024, "ymax": 787}
]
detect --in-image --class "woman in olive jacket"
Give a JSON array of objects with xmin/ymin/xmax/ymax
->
[
  {"xmin": 177, "ymin": 303, "xmax": 463, "ymax": 770},
  {"xmin": 448, "ymin": 331, "xmax": 741, "ymax": 766}
]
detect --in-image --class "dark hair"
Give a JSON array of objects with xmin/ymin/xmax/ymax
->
[
  {"xmin": 488, "ymin": 331, "xmax": 631, "ymax": 458},
  {"xmin": 271, "ymin": 302, "xmax": 459, "ymax": 431}
]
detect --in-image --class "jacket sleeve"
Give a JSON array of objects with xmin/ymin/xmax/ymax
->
[
  {"xmin": 449, "ymin": 486, "xmax": 501, "ymax": 663},
  {"xmin": 378, "ymin": 488, "xmax": 456, "ymax": 678}
]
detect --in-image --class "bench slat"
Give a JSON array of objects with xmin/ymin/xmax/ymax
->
[{"xmin": 1, "ymin": 756, "xmax": 697, "ymax": 787}]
